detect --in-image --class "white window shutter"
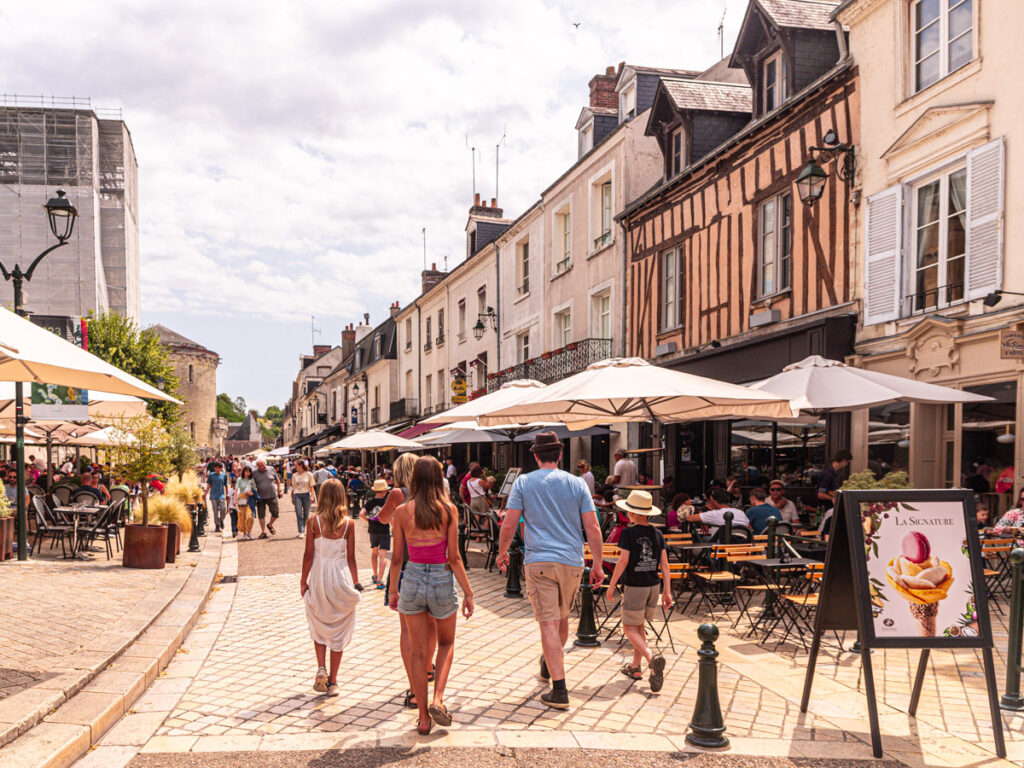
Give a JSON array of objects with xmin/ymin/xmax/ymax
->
[
  {"xmin": 966, "ymin": 137, "xmax": 1005, "ymax": 300},
  {"xmin": 863, "ymin": 185, "xmax": 903, "ymax": 325}
]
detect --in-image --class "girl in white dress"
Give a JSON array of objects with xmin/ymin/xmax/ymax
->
[{"xmin": 300, "ymin": 479, "xmax": 360, "ymax": 696}]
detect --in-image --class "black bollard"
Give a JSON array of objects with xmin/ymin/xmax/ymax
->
[
  {"xmin": 197, "ymin": 501, "xmax": 208, "ymax": 537},
  {"xmin": 722, "ymin": 510, "xmax": 733, "ymax": 545},
  {"xmin": 458, "ymin": 522, "xmax": 469, "ymax": 569},
  {"xmin": 766, "ymin": 517, "xmax": 777, "ymax": 558},
  {"xmin": 1001, "ymin": 548, "xmax": 1024, "ymax": 710},
  {"xmin": 686, "ymin": 623, "xmax": 729, "ymax": 749},
  {"xmin": 504, "ymin": 533, "xmax": 524, "ymax": 598},
  {"xmin": 187, "ymin": 506, "xmax": 201, "ymax": 553},
  {"xmin": 574, "ymin": 566, "xmax": 600, "ymax": 647}
]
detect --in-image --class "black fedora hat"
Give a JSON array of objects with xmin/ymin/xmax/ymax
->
[{"xmin": 528, "ymin": 431, "xmax": 562, "ymax": 453}]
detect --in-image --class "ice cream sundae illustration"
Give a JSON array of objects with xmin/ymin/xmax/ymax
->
[{"xmin": 885, "ymin": 531, "xmax": 954, "ymax": 636}]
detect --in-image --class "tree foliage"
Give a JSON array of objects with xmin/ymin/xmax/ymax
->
[
  {"xmin": 166, "ymin": 421, "xmax": 199, "ymax": 481},
  {"xmin": 106, "ymin": 416, "xmax": 172, "ymax": 526},
  {"xmin": 86, "ymin": 312, "xmax": 180, "ymax": 425},
  {"xmin": 217, "ymin": 393, "xmax": 246, "ymax": 422}
]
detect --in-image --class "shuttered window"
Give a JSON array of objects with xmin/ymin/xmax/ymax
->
[
  {"xmin": 863, "ymin": 186, "xmax": 904, "ymax": 325},
  {"xmin": 965, "ymin": 138, "xmax": 1005, "ymax": 300}
]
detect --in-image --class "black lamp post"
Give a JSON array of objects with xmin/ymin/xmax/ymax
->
[
  {"xmin": 797, "ymin": 129, "xmax": 855, "ymax": 207},
  {"xmin": 1, "ymin": 190, "xmax": 79, "ymax": 560},
  {"xmin": 473, "ymin": 306, "xmax": 497, "ymax": 341}
]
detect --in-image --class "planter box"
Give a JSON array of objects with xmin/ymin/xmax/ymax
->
[
  {"xmin": 123, "ymin": 524, "xmax": 167, "ymax": 570},
  {"xmin": 0, "ymin": 516, "xmax": 12, "ymax": 561}
]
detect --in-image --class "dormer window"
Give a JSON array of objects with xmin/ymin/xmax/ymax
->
[
  {"xmin": 619, "ymin": 83, "xmax": 636, "ymax": 122},
  {"xmin": 579, "ymin": 121, "xmax": 594, "ymax": 156},
  {"xmin": 669, "ymin": 127, "xmax": 685, "ymax": 177},
  {"xmin": 762, "ymin": 50, "xmax": 788, "ymax": 113}
]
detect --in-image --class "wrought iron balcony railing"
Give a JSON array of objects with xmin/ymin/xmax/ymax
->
[
  {"xmin": 487, "ymin": 337, "xmax": 612, "ymax": 391},
  {"xmin": 389, "ymin": 398, "xmax": 419, "ymax": 421}
]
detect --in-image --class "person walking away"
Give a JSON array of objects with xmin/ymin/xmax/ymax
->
[
  {"xmin": 389, "ymin": 457, "xmax": 474, "ymax": 734},
  {"xmin": 204, "ymin": 462, "xmax": 228, "ymax": 533},
  {"xmin": 361, "ymin": 478, "xmax": 391, "ymax": 588},
  {"xmin": 252, "ymin": 459, "xmax": 283, "ymax": 537},
  {"xmin": 466, "ymin": 465, "xmax": 491, "ymax": 518},
  {"xmin": 291, "ymin": 460, "xmax": 316, "ymax": 537},
  {"xmin": 300, "ymin": 479, "xmax": 361, "ymax": 697},
  {"xmin": 817, "ymin": 450, "xmax": 852, "ymax": 536},
  {"xmin": 378, "ymin": 453, "xmax": 437, "ymax": 711},
  {"xmin": 605, "ymin": 490, "xmax": 672, "ymax": 692},
  {"xmin": 236, "ymin": 466, "xmax": 256, "ymax": 540},
  {"xmin": 497, "ymin": 431, "xmax": 604, "ymax": 710},
  {"xmin": 606, "ymin": 449, "xmax": 637, "ymax": 490},
  {"xmin": 225, "ymin": 478, "xmax": 238, "ymax": 538}
]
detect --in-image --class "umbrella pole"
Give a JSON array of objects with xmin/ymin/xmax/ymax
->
[
  {"xmin": 46, "ymin": 433, "xmax": 53, "ymax": 487},
  {"xmin": 771, "ymin": 423, "xmax": 778, "ymax": 481},
  {"xmin": 14, "ymin": 382, "xmax": 26, "ymax": 561}
]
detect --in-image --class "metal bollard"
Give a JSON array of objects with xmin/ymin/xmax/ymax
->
[
  {"xmin": 686, "ymin": 623, "xmax": 729, "ymax": 749},
  {"xmin": 187, "ymin": 507, "xmax": 201, "ymax": 553},
  {"xmin": 197, "ymin": 501, "xmax": 208, "ymax": 537},
  {"xmin": 1001, "ymin": 548, "xmax": 1024, "ymax": 710},
  {"xmin": 722, "ymin": 510, "xmax": 733, "ymax": 545},
  {"xmin": 504, "ymin": 533, "xmax": 524, "ymax": 598},
  {"xmin": 574, "ymin": 566, "xmax": 600, "ymax": 647},
  {"xmin": 458, "ymin": 522, "xmax": 469, "ymax": 569},
  {"xmin": 766, "ymin": 517, "xmax": 777, "ymax": 558}
]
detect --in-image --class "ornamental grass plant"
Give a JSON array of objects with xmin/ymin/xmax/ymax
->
[{"xmin": 134, "ymin": 494, "xmax": 192, "ymax": 534}]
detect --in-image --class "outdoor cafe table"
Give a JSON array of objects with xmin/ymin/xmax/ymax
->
[
  {"xmin": 739, "ymin": 557, "xmax": 818, "ymax": 638},
  {"xmin": 55, "ymin": 505, "xmax": 106, "ymax": 559}
]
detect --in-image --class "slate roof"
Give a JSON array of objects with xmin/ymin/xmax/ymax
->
[
  {"xmin": 629, "ymin": 65, "xmax": 701, "ymax": 79},
  {"xmin": 661, "ymin": 79, "xmax": 752, "ymax": 114},
  {"xmin": 697, "ymin": 57, "xmax": 749, "ymax": 85},
  {"xmin": 756, "ymin": 0, "xmax": 841, "ymax": 31},
  {"xmin": 228, "ymin": 412, "xmax": 262, "ymax": 442},
  {"xmin": 151, "ymin": 324, "xmax": 217, "ymax": 356}
]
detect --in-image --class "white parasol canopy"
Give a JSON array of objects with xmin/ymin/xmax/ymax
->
[
  {"xmin": 478, "ymin": 358, "xmax": 795, "ymax": 427},
  {"xmin": 267, "ymin": 446, "xmax": 292, "ymax": 456},
  {"xmin": 0, "ymin": 308, "xmax": 179, "ymax": 403},
  {"xmin": 429, "ymin": 379, "xmax": 547, "ymax": 425},
  {"xmin": 323, "ymin": 430, "xmax": 425, "ymax": 451},
  {"xmin": 749, "ymin": 355, "xmax": 991, "ymax": 413},
  {"xmin": 72, "ymin": 425, "xmax": 137, "ymax": 447},
  {"xmin": 0, "ymin": 384, "xmax": 147, "ymax": 420}
]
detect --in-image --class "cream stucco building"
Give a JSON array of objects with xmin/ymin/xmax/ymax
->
[{"xmin": 839, "ymin": 0, "xmax": 1022, "ymax": 507}]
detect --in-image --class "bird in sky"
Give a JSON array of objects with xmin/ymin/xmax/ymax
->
[{"xmin": 573, "ymin": 22, "xmax": 581, "ymax": 29}]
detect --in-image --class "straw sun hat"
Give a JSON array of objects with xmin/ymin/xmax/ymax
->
[
  {"xmin": 371, "ymin": 479, "xmax": 389, "ymax": 493},
  {"xmin": 614, "ymin": 489, "xmax": 661, "ymax": 516}
]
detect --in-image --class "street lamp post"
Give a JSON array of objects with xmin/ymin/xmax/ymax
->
[
  {"xmin": 796, "ymin": 129, "xmax": 855, "ymax": 207},
  {"xmin": 473, "ymin": 306, "xmax": 497, "ymax": 341},
  {"xmin": 0, "ymin": 190, "xmax": 79, "ymax": 560}
]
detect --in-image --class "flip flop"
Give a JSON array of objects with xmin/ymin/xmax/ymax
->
[{"xmin": 427, "ymin": 703, "xmax": 452, "ymax": 727}]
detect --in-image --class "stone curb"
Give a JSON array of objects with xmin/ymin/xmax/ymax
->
[{"xmin": 0, "ymin": 533, "xmax": 223, "ymax": 768}]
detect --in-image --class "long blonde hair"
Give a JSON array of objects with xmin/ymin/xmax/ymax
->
[
  {"xmin": 410, "ymin": 456, "xmax": 449, "ymax": 532},
  {"xmin": 316, "ymin": 479, "xmax": 348, "ymax": 533},
  {"xmin": 392, "ymin": 452, "xmax": 418, "ymax": 491}
]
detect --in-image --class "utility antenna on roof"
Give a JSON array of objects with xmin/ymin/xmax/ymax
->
[
  {"xmin": 443, "ymin": 254, "xmax": 449, "ymax": 271},
  {"xmin": 465, "ymin": 136, "xmax": 479, "ymax": 199},
  {"xmin": 422, "ymin": 227, "xmax": 427, "ymax": 271},
  {"xmin": 495, "ymin": 127, "xmax": 507, "ymax": 204},
  {"xmin": 718, "ymin": 5, "xmax": 727, "ymax": 59},
  {"xmin": 311, "ymin": 315, "xmax": 321, "ymax": 348}
]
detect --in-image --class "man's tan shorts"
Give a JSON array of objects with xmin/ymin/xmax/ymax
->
[
  {"xmin": 621, "ymin": 584, "xmax": 661, "ymax": 626},
  {"xmin": 524, "ymin": 562, "xmax": 583, "ymax": 623}
]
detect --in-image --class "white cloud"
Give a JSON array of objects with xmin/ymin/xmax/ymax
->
[{"xmin": 1, "ymin": 0, "xmax": 734, "ymax": 405}]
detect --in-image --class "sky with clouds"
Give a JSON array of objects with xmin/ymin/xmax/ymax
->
[{"xmin": 2, "ymin": 0, "xmax": 736, "ymax": 411}]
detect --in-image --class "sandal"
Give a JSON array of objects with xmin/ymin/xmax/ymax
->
[
  {"xmin": 371, "ymin": 575, "xmax": 380, "ymax": 585},
  {"xmin": 258, "ymin": 532, "xmax": 268, "ymax": 539},
  {"xmin": 649, "ymin": 654, "xmax": 666, "ymax": 693},
  {"xmin": 267, "ymin": 522, "xmax": 276, "ymax": 535},
  {"xmin": 313, "ymin": 666, "xmax": 328, "ymax": 693},
  {"xmin": 426, "ymin": 665, "xmax": 435, "ymax": 683},
  {"xmin": 427, "ymin": 703, "xmax": 452, "ymax": 727},
  {"xmin": 620, "ymin": 663, "xmax": 642, "ymax": 681},
  {"xmin": 403, "ymin": 689, "xmax": 417, "ymax": 709},
  {"xmin": 417, "ymin": 715, "xmax": 432, "ymax": 736}
]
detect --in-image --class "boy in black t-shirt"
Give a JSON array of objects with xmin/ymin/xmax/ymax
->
[
  {"xmin": 360, "ymin": 479, "xmax": 391, "ymax": 589},
  {"xmin": 606, "ymin": 490, "xmax": 672, "ymax": 692}
]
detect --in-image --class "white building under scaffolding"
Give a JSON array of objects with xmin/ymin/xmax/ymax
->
[{"xmin": 0, "ymin": 95, "xmax": 140, "ymax": 322}]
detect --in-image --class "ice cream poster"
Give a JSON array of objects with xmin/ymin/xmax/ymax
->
[{"xmin": 859, "ymin": 497, "xmax": 980, "ymax": 641}]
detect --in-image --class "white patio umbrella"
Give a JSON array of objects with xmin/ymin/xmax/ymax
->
[
  {"xmin": 268, "ymin": 446, "xmax": 292, "ymax": 456},
  {"xmin": 479, "ymin": 358, "xmax": 794, "ymax": 427},
  {"xmin": 429, "ymin": 380, "xmax": 547, "ymax": 425},
  {"xmin": 749, "ymin": 355, "xmax": 991, "ymax": 412},
  {"xmin": 324, "ymin": 430, "xmax": 426, "ymax": 451},
  {"xmin": 0, "ymin": 384, "xmax": 147, "ymax": 420},
  {"xmin": 72, "ymin": 425, "xmax": 137, "ymax": 447},
  {"xmin": 417, "ymin": 424, "xmax": 511, "ymax": 445}
]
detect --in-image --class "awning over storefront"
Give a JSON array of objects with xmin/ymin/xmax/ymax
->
[
  {"xmin": 291, "ymin": 424, "xmax": 342, "ymax": 451},
  {"xmin": 397, "ymin": 422, "xmax": 442, "ymax": 440}
]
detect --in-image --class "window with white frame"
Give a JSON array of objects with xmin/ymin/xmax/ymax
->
[
  {"xmin": 579, "ymin": 121, "xmax": 594, "ymax": 156},
  {"xmin": 425, "ymin": 374, "xmax": 432, "ymax": 407},
  {"xmin": 458, "ymin": 299, "xmax": 466, "ymax": 339},
  {"xmin": 757, "ymin": 193, "xmax": 792, "ymax": 296},
  {"xmin": 517, "ymin": 332, "xmax": 530, "ymax": 363},
  {"xmin": 912, "ymin": 167, "xmax": 967, "ymax": 311},
  {"xmin": 477, "ymin": 286, "xmax": 486, "ymax": 318},
  {"xmin": 619, "ymin": 82, "xmax": 636, "ymax": 121},
  {"xmin": 592, "ymin": 290, "xmax": 612, "ymax": 340},
  {"xmin": 437, "ymin": 309, "xmax": 445, "ymax": 343},
  {"xmin": 424, "ymin": 317, "xmax": 432, "ymax": 349},
  {"xmin": 404, "ymin": 318, "xmax": 412, "ymax": 350},
  {"xmin": 437, "ymin": 369, "xmax": 445, "ymax": 405},
  {"xmin": 517, "ymin": 239, "xmax": 530, "ymax": 294},
  {"xmin": 594, "ymin": 180, "xmax": 613, "ymax": 249},
  {"xmin": 669, "ymin": 127, "xmax": 684, "ymax": 177},
  {"xmin": 556, "ymin": 208, "xmax": 571, "ymax": 273},
  {"xmin": 554, "ymin": 309, "xmax": 571, "ymax": 348},
  {"xmin": 762, "ymin": 50, "xmax": 788, "ymax": 113},
  {"xmin": 660, "ymin": 248, "xmax": 683, "ymax": 330},
  {"xmin": 913, "ymin": 0, "xmax": 973, "ymax": 93},
  {"xmin": 373, "ymin": 334, "xmax": 381, "ymax": 358}
]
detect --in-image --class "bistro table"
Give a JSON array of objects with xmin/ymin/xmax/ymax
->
[
  {"xmin": 55, "ymin": 505, "xmax": 107, "ymax": 559},
  {"xmin": 739, "ymin": 557, "xmax": 818, "ymax": 640}
]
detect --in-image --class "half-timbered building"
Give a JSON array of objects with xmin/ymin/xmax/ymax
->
[{"xmin": 619, "ymin": 0, "xmax": 859, "ymax": 492}]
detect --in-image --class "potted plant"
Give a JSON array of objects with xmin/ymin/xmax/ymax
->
[
  {"xmin": 140, "ymin": 494, "xmax": 191, "ymax": 563},
  {"xmin": 0, "ymin": 483, "xmax": 12, "ymax": 561},
  {"xmin": 108, "ymin": 416, "xmax": 172, "ymax": 569}
]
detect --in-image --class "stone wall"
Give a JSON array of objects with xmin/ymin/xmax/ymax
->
[{"xmin": 169, "ymin": 349, "xmax": 221, "ymax": 455}]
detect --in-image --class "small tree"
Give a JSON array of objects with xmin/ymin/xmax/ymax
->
[
  {"xmin": 166, "ymin": 421, "xmax": 198, "ymax": 481},
  {"xmin": 107, "ymin": 416, "xmax": 172, "ymax": 526}
]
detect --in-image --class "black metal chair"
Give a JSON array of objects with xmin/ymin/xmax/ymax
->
[
  {"xmin": 31, "ymin": 495, "xmax": 72, "ymax": 558},
  {"xmin": 76, "ymin": 501, "xmax": 119, "ymax": 560}
]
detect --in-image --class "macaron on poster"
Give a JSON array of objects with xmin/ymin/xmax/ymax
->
[{"xmin": 861, "ymin": 499, "xmax": 975, "ymax": 639}]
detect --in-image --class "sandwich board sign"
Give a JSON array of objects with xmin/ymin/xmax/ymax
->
[{"xmin": 800, "ymin": 489, "xmax": 1004, "ymax": 759}]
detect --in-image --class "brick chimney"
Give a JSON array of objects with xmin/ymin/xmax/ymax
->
[
  {"xmin": 589, "ymin": 65, "xmax": 618, "ymax": 110},
  {"xmin": 422, "ymin": 262, "xmax": 446, "ymax": 294},
  {"xmin": 312, "ymin": 344, "xmax": 331, "ymax": 358},
  {"xmin": 389, "ymin": 300, "xmax": 401, "ymax": 317},
  {"xmin": 341, "ymin": 323, "xmax": 355, "ymax": 359}
]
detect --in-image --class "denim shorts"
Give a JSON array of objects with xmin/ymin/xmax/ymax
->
[{"xmin": 397, "ymin": 562, "xmax": 458, "ymax": 619}]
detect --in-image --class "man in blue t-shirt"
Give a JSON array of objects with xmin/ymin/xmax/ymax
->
[
  {"xmin": 745, "ymin": 487, "xmax": 781, "ymax": 534},
  {"xmin": 204, "ymin": 462, "xmax": 228, "ymax": 533},
  {"xmin": 497, "ymin": 431, "xmax": 603, "ymax": 711}
]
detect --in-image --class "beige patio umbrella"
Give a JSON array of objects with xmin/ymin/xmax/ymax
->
[
  {"xmin": 323, "ymin": 430, "xmax": 426, "ymax": 451},
  {"xmin": 478, "ymin": 358, "xmax": 795, "ymax": 428},
  {"xmin": 0, "ymin": 384, "xmax": 148, "ymax": 420},
  {"xmin": 428, "ymin": 380, "xmax": 547, "ymax": 425}
]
